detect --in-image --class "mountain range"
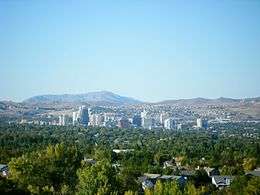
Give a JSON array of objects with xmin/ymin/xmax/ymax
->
[
  {"xmin": 23, "ymin": 91, "xmax": 142, "ymax": 105},
  {"xmin": 156, "ymin": 97, "xmax": 260, "ymax": 106},
  {"xmin": 22, "ymin": 91, "xmax": 260, "ymax": 106}
]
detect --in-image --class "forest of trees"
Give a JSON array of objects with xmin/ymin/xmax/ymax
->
[{"xmin": 0, "ymin": 123, "xmax": 260, "ymax": 194}]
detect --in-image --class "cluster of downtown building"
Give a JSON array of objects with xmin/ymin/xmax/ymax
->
[{"xmin": 58, "ymin": 105, "xmax": 208, "ymax": 130}]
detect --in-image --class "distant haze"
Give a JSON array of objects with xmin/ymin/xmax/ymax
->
[
  {"xmin": 21, "ymin": 91, "xmax": 260, "ymax": 105},
  {"xmin": 1, "ymin": 1, "xmax": 260, "ymax": 102}
]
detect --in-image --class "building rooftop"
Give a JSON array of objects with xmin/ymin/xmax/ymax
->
[
  {"xmin": 143, "ymin": 173, "xmax": 161, "ymax": 179},
  {"xmin": 0, "ymin": 164, "xmax": 7, "ymax": 170},
  {"xmin": 246, "ymin": 170, "xmax": 260, "ymax": 177},
  {"xmin": 212, "ymin": 175, "xmax": 234, "ymax": 186}
]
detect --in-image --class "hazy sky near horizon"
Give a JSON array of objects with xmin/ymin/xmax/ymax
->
[{"xmin": 1, "ymin": 0, "xmax": 260, "ymax": 102}]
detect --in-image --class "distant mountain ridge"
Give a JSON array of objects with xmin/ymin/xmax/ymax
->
[
  {"xmin": 156, "ymin": 97, "xmax": 260, "ymax": 106},
  {"xmin": 23, "ymin": 91, "xmax": 142, "ymax": 105},
  {"xmin": 22, "ymin": 91, "xmax": 260, "ymax": 106}
]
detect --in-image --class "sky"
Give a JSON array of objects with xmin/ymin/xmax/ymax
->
[{"xmin": 0, "ymin": 0, "xmax": 260, "ymax": 102}]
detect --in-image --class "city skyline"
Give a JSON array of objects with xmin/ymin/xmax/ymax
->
[{"xmin": 1, "ymin": 1, "xmax": 260, "ymax": 102}]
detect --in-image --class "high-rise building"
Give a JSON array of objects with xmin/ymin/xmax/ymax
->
[
  {"xmin": 104, "ymin": 113, "xmax": 116, "ymax": 122},
  {"xmin": 132, "ymin": 115, "xmax": 142, "ymax": 127},
  {"xmin": 142, "ymin": 117, "xmax": 153, "ymax": 130},
  {"xmin": 78, "ymin": 106, "xmax": 89, "ymax": 126},
  {"xmin": 197, "ymin": 118, "xmax": 208, "ymax": 129},
  {"xmin": 118, "ymin": 117, "xmax": 130, "ymax": 129},
  {"xmin": 89, "ymin": 114, "xmax": 104, "ymax": 126},
  {"xmin": 141, "ymin": 110, "xmax": 147, "ymax": 118},
  {"xmin": 141, "ymin": 110, "xmax": 154, "ymax": 129},
  {"xmin": 59, "ymin": 114, "xmax": 69, "ymax": 126},
  {"xmin": 72, "ymin": 111, "xmax": 79, "ymax": 125},
  {"xmin": 177, "ymin": 124, "xmax": 182, "ymax": 130},
  {"xmin": 160, "ymin": 112, "xmax": 169, "ymax": 125},
  {"xmin": 164, "ymin": 118, "xmax": 175, "ymax": 130}
]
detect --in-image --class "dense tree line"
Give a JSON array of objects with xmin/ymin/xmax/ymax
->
[{"xmin": 0, "ymin": 123, "xmax": 260, "ymax": 194}]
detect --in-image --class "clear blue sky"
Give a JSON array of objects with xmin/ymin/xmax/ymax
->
[{"xmin": 1, "ymin": 0, "xmax": 260, "ymax": 102}]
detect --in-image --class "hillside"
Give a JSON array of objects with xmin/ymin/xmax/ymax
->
[
  {"xmin": 23, "ymin": 91, "xmax": 142, "ymax": 105},
  {"xmin": 156, "ymin": 97, "xmax": 260, "ymax": 106}
]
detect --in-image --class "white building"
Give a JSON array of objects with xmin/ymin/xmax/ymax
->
[
  {"xmin": 212, "ymin": 176, "xmax": 234, "ymax": 189},
  {"xmin": 160, "ymin": 112, "xmax": 169, "ymax": 125},
  {"xmin": 59, "ymin": 114, "xmax": 69, "ymax": 126},
  {"xmin": 141, "ymin": 110, "xmax": 147, "ymax": 118},
  {"xmin": 177, "ymin": 124, "xmax": 182, "ymax": 130},
  {"xmin": 72, "ymin": 111, "xmax": 78, "ymax": 125},
  {"xmin": 89, "ymin": 114, "xmax": 104, "ymax": 126},
  {"xmin": 164, "ymin": 118, "xmax": 175, "ymax": 130},
  {"xmin": 197, "ymin": 118, "xmax": 208, "ymax": 129},
  {"xmin": 104, "ymin": 113, "xmax": 116, "ymax": 122},
  {"xmin": 142, "ymin": 117, "xmax": 153, "ymax": 130}
]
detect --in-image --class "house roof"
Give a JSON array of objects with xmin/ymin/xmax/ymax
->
[
  {"xmin": 180, "ymin": 170, "xmax": 195, "ymax": 176},
  {"xmin": 142, "ymin": 180, "xmax": 154, "ymax": 189},
  {"xmin": 0, "ymin": 164, "xmax": 7, "ymax": 170},
  {"xmin": 172, "ymin": 176, "xmax": 183, "ymax": 180},
  {"xmin": 212, "ymin": 176, "xmax": 234, "ymax": 185},
  {"xmin": 143, "ymin": 173, "xmax": 161, "ymax": 179},
  {"xmin": 160, "ymin": 175, "xmax": 174, "ymax": 180},
  {"xmin": 246, "ymin": 171, "xmax": 260, "ymax": 177}
]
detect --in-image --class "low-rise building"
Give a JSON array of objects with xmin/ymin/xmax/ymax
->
[
  {"xmin": 139, "ymin": 173, "xmax": 187, "ymax": 190},
  {"xmin": 0, "ymin": 164, "xmax": 8, "ymax": 177},
  {"xmin": 212, "ymin": 176, "xmax": 234, "ymax": 189},
  {"xmin": 246, "ymin": 168, "xmax": 260, "ymax": 177}
]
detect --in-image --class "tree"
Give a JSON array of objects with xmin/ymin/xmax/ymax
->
[
  {"xmin": 184, "ymin": 183, "xmax": 197, "ymax": 195},
  {"xmin": 118, "ymin": 166, "xmax": 140, "ymax": 193},
  {"xmin": 124, "ymin": 190, "xmax": 138, "ymax": 195},
  {"xmin": 154, "ymin": 180, "xmax": 164, "ymax": 195},
  {"xmin": 243, "ymin": 158, "xmax": 257, "ymax": 171},
  {"xmin": 245, "ymin": 177, "xmax": 260, "ymax": 195},
  {"xmin": 229, "ymin": 176, "xmax": 248, "ymax": 194},
  {"xmin": 9, "ymin": 143, "xmax": 81, "ymax": 194},
  {"xmin": 77, "ymin": 159, "xmax": 118, "ymax": 195},
  {"xmin": 194, "ymin": 169, "xmax": 211, "ymax": 187}
]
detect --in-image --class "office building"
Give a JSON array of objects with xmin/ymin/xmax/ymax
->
[
  {"xmin": 132, "ymin": 115, "xmax": 142, "ymax": 127},
  {"xmin": 118, "ymin": 117, "xmax": 130, "ymax": 129},
  {"xmin": 142, "ymin": 117, "xmax": 153, "ymax": 130},
  {"xmin": 160, "ymin": 112, "xmax": 169, "ymax": 125},
  {"xmin": 197, "ymin": 118, "xmax": 208, "ymax": 129},
  {"xmin": 72, "ymin": 111, "xmax": 79, "ymax": 125},
  {"xmin": 89, "ymin": 113, "xmax": 104, "ymax": 127},
  {"xmin": 59, "ymin": 114, "xmax": 69, "ymax": 126},
  {"xmin": 164, "ymin": 118, "xmax": 175, "ymax": 130}
]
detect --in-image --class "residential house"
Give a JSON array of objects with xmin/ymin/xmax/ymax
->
[
  {"xmin": 0, "ymin": 164, "xmax": 8, "ymax": 177},
  {"xmin": 83, "ymin": 158, "xmax": 96, "ymax": 165},
  {"xmin": 138, "ymin": 173, "xmax": 161, "ymax": 190},
  {"xmin": 212, "ymin": 176, "xmax": 234, "ymax": 189},
  {"xmin": 246, "ymin": 168, "xmax": 260, "ymax": 177},
  {"xmin": 159, "ymin": 175, "xmax": 187, "ymax": 187},
  {"xmin": 180, "ymin": 170, "xmax": 195, "ymax": 178},
  {"xmin": 139, "ymin": 174, "xmax": 187, "ymax": 190}
]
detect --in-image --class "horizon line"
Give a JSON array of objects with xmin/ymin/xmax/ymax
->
[{"xmin": 1, "ymin": 90, "xmax": 260, "ymax": 103}]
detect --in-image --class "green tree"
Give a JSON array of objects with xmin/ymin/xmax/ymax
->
[
  {"xmin": 243, "ymin": 158, "xmax": 257, "ymax": 171},
  {"xmin": 245, "ymin": 177, "xmax": 260, "ymax": 195},
  {"xmin": 77, "ymin": 159, "xmax": 118, "ymax": 195},
  {"xmin": 9, "ymin": 143, "xmax": 81, "ymax": 194}
]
